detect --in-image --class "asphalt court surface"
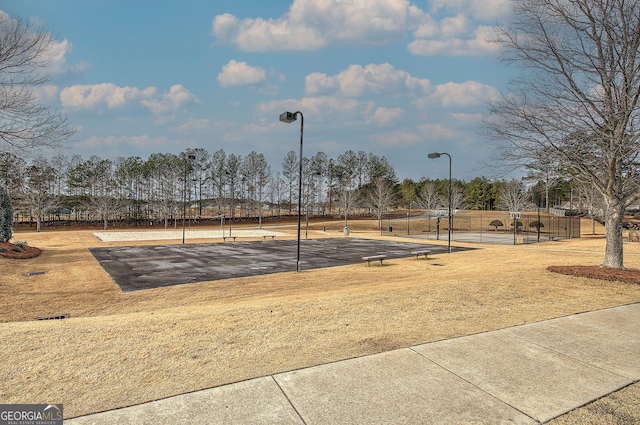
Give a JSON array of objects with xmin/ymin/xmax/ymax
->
[{"xmin": 90, "ymin": 238, "xmax": 473, "ymax": 292}]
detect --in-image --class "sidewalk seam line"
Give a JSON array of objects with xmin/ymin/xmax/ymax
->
[
  {"xmin": 499, "ymin": 329, "xmax": 635, "ymax": 382},
  {"xmin": 408, "ymin": 347, "xmax": 538, "ymax": 423},
  {"xmin": 271, "ymin": 375, "xmax": 308, "ymax": 425}
]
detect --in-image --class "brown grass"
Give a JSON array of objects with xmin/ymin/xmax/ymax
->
[{"xmin": 1, "ymin": 217, "xmax": 639, "ymax": 422}]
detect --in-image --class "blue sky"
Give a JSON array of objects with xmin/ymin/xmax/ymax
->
[{"xmin": 4, "ymin": 0, "xmax": 517, "ymax": 181}]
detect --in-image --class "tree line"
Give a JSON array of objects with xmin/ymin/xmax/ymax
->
[
  {"xmin": 3, "ymin": 1, "xmax": 639, "ymax": 269},
  {"xmin": 0, "ymin": 148, "xmax": 600, "ymax": 232}
]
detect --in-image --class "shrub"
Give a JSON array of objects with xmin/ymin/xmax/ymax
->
[
  {"xmin": 11, "ymin": 245, "xmax": 23, "ymax": 252},
  {"xmin": 0, "ymin": 247, "xmax": 7, "ymax": 252},
  {"xmin": 489, "ymin": 220, "xmax": 504, "ymax": 231}
]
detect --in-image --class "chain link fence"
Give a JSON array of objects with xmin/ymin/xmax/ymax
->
[{"xmin": 381, "ymin": 210, "xmax": 580, "ymax": 245}]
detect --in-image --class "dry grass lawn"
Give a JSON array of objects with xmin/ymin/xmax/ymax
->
[{"xmin": 1, "ymin": 218, "xmax": 639, "ymax": 422}]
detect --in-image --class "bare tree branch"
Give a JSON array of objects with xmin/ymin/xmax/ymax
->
[
  {"xmin": 484, "ymin": 0, "xmax": 640, "ymax": 269},
  {"xmin": 0, "ymin": 12, "xmax": 74, "ymax": 153}
]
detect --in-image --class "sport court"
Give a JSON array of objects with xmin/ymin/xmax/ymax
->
[{"xmin": 90, "ymin": 238, "xmax": 472, "ymax": 292}]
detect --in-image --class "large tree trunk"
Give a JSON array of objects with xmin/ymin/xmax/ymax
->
[{"xmin": 602, "ymin": 201, "xmax": 624, "ymax": 269}]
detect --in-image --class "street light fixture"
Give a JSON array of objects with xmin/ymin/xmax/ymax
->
[
  {"xmin": 428, "ymin": 152, "xmax": 452, "ymax": 253},
  {"xmin": 182, "ymin": 154, "xmax": 196, "ymax": 244},
  {"xmin": 279, "ymin": 110, "xmax": 304, "ymax": 272}
]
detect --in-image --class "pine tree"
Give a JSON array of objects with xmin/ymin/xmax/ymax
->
[{"xmin": 0, "ymin": 187, "xmax": 13, "ymax": 242}]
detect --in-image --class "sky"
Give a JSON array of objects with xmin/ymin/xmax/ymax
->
[{"xmin": 3, "ymin": 0, "xmax": 518, "ymax": 181}]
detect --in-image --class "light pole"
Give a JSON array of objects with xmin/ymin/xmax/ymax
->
[
  {"xmin": 428, "ymin": 152, "xmax": 452, "ymax": 253},
  {"xmin": 279, "ymin": 110, "xmax": 304, "ymax": 272},
  {"xmin": 182, "ymin": 154, "xmax": 195, "ymax": 244}
]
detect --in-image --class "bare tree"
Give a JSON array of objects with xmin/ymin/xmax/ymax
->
[
  {"xmin": 310, "ymin": 152, "xmax": 328, "ymax": 214},
  {"xmin": 486, "ymin": 0, "xmax": 640, "ymax": 269},
  {"xmin": 282, "ymin": 150, "xmax": 298, "ymax": 214},
  {"xmin": 0, "ymin": 12, "xmax": 74, "ymax": 152},
  {"xmin": 450, "ymin": 183, "xmax": 466, "ymax": 211},
  {"xmin": 89, "ymin": 159, "xmax": 122, "ymax": 230},
  {"xmin": 146, "ymin": 153, "xmax": 180, "ymax": 229},
  {"xmin": 0, "ymin": 152, "xmax": 26, "ymax": 196},
  {"xmin": 336, "ymin": 184, "xmax": 359, "ymax": 228},
  {"xmin": 333, "ymin": 152, "xmax": 360, "ymax": 226},
  {"xmin": 188, "ymin": 148, "xmax": 210, "ymax": 218},
  {"xmin": 498, "ymin": 180, "xmax": 530, "ymax": 212},
  {"xmin": 268, "ymin": 172, "xmax": 285, "ymax": 217},
  {"xmin": 366, "ymin": 176, "xmax": 397, "ymax": 229},
  {"xmin": 576, "ymin": 180, "xmax": 605, "ymax": 235},
  {"xmin": 242, "ymin": 151, "xmax": 271, "ymax": 227},
  {"xmin": 416, "ymin": 180, "xmax": 440, "ymax": 232},
  {"xmin": 209, "ymin": 149, "xmax": 226, "ymax": 214},
  {"xmin": 21, "ymin": 157, "xmax": 57, "ymax": 231}
]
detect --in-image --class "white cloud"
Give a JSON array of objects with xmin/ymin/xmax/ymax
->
[
  {"xmin": 60, "ymin": 83, "xmax": 199, "ymax": 115},
  {"xmin": 369, "ymin": 130, "xmax": 422, "ymax": 147},
  {"xmin": 305, "ymin": 73, "xmax": 337, "ymax": 95},
  {"xmin": 417, "ymin": 123, "xmax": 457, "ymax": 140},
  {"xmin": 218, "ymin": 60, "xmax": 267, "ymax": 87},
  {"xmin": 212, "ymin": 0, "xmax": 425, "ymax": 52},
  {"xmin": 408, "ymin": 23, "xmax": 500, "ymax": 56},
  {"xmin": 140, "ymin": 84, "xmax": 200, "ymax": 115},
  {"xmin": 60, "ymin": 83, "xmax": 156, "ymax": 109},
  {"xmin": 452, "ymin": 112, "xmax": 484, "ymax": 126},
  {"xmin": 258, "ymin": 96, "xmax": 376, "ymax": 125},
  {"xmin": 211, "ymin": 0, "xmax": 505, "ymax": 57},
  {"xmin": 440, "ymin": 14, "xmax": 469, "ymax": 38},
  {"xmin": 174, "ymin": 118, "xmax": 213, "ymax": 134},
  {"xmin": 32, "ymin": 85, "xmax": 59, "ymax": 104},
  {"xmin": 305, "ymin": 63, "xmax": 431, "ymax": 97},
  {"xmin": 414, "ymin": 81, "xmax": 500, "ymax": 108},
  {"xmin": 45, "ymin": 38, "xmax": 91, "ymax": 77},
  {"xmin": 434, "ymin": 81, "xmax": 501, "ymax": 107},
  {"xmin": 429, "ymin": 0, "xmax": 511, "ymax": 21},
  {"xmin": 371, "ymin": 107, "xmax": 405, "ymax": 126}
]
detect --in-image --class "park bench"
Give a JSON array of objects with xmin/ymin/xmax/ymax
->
[
  {"xmin": 262, "ymin": 235, "xmax": 276, "ymax": 240},
  {"xmin": 362, "ymin": 255, "xmax": 387, "ymax": 266},
  {"xmin": 223, "ymin": 236, "xmax": 237, "ymax": 242},
  {"xmin": 411, "ymin": 250, "xmax": 431, "ymax": 260}
]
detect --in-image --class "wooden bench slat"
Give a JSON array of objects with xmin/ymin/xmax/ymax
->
[
  {"xmin": 411, "ymin": 250, "xmax": 431, "ymax": 259},
  {"xmin": 362, "ymin": 255, "xmax": 386, "ymax": 266}
]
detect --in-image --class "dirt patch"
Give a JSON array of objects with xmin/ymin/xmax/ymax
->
[
  {"xmin": 548, "ymin": 265, "xmax": 640, "ymax": 285},
  {"xmin": 0, "ymin": 242, "xmax": 42, "ymax": 259}
]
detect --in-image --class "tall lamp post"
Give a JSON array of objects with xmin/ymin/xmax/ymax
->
[
  {"xmin": 182, "ymin": 154, "xmax": 196, "ymax": 244},
  {"xmin": 279, "ymin": 110, "xmax": 304, "ymax": 272},
  {"xmin": 428, "ymin": 152, "xmax": 452, "ymax": 253}
]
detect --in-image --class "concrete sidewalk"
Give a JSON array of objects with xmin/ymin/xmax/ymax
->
[{"xmin": 67, "ymin": 303, "xmax": 639, "ymax": 424}]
